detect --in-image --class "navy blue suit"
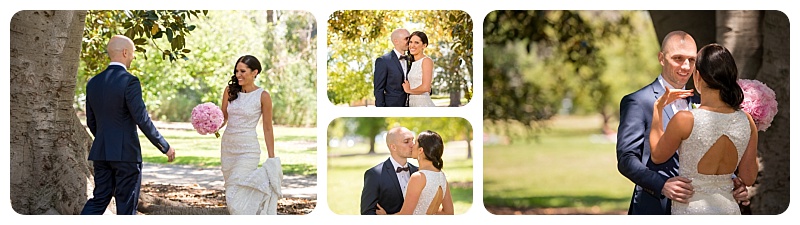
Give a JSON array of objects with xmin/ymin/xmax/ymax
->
[
  {"xmin": 81, "ymin": 65, "xmax": 170, "ymax": 215},
  {"xmin": 616, "ymin": 78, "xmax": 700, "ymax": 215},
  {"xmin": 360, "ymin": 158, "xmax": 418, "ymax": 215},
  {"xmin": 373, "ymin": 50, "xmax": 409, "ymax": 107}
]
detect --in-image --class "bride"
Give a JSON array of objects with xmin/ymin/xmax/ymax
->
[
  {"xmin": 376, "ymin": 130, "xmax": 454, "ymax": 215},
  {"xmin": 402, "ymin": 31, "xmax": 436, "ymax": 107},
  {"xmin": 218, "ymin": 55, "xmax": 282, "ymax": 215},
  {"xmin": 649, "ymin": 44, "xmax": 758, "ymax": 215}
]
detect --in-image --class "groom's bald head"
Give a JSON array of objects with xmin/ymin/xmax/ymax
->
[
  {"xmin": 390, "ymin": 28, "xmax": 410, "ymax": 52},
  {"xmin": 107, "ymin": 35, "xmax": 135, "ymax": 68}
]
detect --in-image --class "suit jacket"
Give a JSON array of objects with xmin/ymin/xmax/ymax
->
[
  {"xmin": 373, "ymin": 50, "xmax": 409, "ymax": 107},
  {"xmin": 616, "ymin": 77, "xmax": 700, "ymax": 215},
  {"xmin": 360, "ymin": 158, "xmax": 419, "ymax": 215},
  {"xmin": 85, "ymin": 65, "xmax": 170, "ymax": 163}
]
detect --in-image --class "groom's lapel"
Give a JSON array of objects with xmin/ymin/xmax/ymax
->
[
  {"xmin": 390, "ymin": 51, "xmax": 404, "ymax": 77},
  {"xmin": 383, "ymin": 159, "xmax": 404, "ymax": 199}
]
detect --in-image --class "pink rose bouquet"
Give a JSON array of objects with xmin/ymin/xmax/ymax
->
[
  {"xmin": 191, "ymin": 102, "xmax": 224, "ymax": 138},
  {"xmin": 738, "ymin": 79, "xmax": 778, "ymax": 132}
]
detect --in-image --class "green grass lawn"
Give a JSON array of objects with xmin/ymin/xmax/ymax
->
[
  {"xmin": 327, "ymin": 141, "xmax": 474, "ymax": 215},
  {"xmin": 483, "ymin": 115, "xmax": 633, "ymax": 214},
  {"xmin": 138, "ymin": 125, "xmax": 317, "ymax": 176}
]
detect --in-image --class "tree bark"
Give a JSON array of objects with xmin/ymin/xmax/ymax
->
[
  {"xmin": 717, "ymin": 10, "xmax": 764, "ymax": 79},
  {"xmin": 748, "ymin": 10, "xmax": 790, "ymax": 215},
  {"xmin": 10, "ymin": 10, "xmax": 92, "ymax": 215}
]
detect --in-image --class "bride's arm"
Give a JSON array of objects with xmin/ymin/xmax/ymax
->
[
  {"xmin": 218, "ymin": 86, "xmax": 229, "ymax": 132},
  {"xmin": 386, "ymin": 172, "xmax": 426, "ymax": 215},
  {"xmin": 261, "ymin": 91, "xmax": 275, "ymax": 158},
  {"xmin": 649, "ymin": 88, "xmax": 694, "ymax": 164},
  {"xmin": 437, "ymin": 181, "xmax": 455, "ymax": 215},
  {"xmin": 403, "ymin": 58, "xmax": 433, "ymax": 95},
  {"xmin": 738, "ymin": 112, "xmax": 759, "ymax": 186}
]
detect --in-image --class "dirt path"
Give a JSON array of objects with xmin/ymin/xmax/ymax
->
[{"xmin": 141, "ymin": 162, "xmax": 317, "ymax": 199}]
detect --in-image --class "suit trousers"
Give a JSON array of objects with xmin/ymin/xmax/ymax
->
[{"xmin": 81, "ymin": 161, "xmax": 142, "ymax": 215}]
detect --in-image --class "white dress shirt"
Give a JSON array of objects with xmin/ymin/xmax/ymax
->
[
  {"xmin": 393, "ymin": 49, "xmax": 407, "ymax": 76},
  {"xmin": 389, "ymin": 157, "xmax": 411, "ymax": 198}
]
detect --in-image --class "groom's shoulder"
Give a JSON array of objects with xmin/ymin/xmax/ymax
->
[{"xmin": 365, "ymin": 161, "xmax": 386, "ymax": 174}]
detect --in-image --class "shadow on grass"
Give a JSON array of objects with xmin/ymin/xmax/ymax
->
[
  {"xmin": 143, "ymin": 156, "xmax": 316, "ymax": 176},
  {"xmin": 451, "ymin": 185, "xmax": 473, "ymax": 207},
  {"xmin": 483, "ymin": 195, "xmax": 629, "ymax": 211}
]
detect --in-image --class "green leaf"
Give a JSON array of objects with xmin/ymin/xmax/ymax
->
[
  {"xmin": 133, "ymin": 38, "xmax": 147, "ymax": 45},
  {"xmin": 181, "ymin": 49, "xmax": 191, "ymax": 53},
  {"xmin": 166, "ymin": 28, "xmax": 173, "ymax": 42},
  {"xmin": 187, "ymin": 25, "xmax": 196, "ymax": 31},
  {"xmin": 153, "ymin": 31, "xmax": 163, "ymax": 39}
]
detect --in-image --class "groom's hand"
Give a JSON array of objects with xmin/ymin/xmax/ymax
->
[
  {"xmin": 375, "ymin": 203, "xmax": 387, "ymax": 215},
  {"xmin": 663, "ymin": 176, "xmax": 693, "ymax": 203},
  {"xmin": 166, "ymin": 147, "xmax": 175, "ymax": 162},
  {"xmin": 732, "ymin": 177, "xmax": 750, "ymax": 206}
]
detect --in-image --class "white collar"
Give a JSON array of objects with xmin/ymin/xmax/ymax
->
[
  {"xmin": 389, "ymin": 156, "xmax": 407, "ymax": 170},
  {"xmin": 109, "ymin": 62, "xmax": 127, "ymax": 70},
  {"xmin": 657, "ymin": 74, "xmax": 685, "ymax": 90},
  {"xmin": 393, "ymin": 49, "xmax": 405, "ymax": 59}
]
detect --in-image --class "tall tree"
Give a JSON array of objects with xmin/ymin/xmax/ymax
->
[
  {"xmin": 483, "ymin": 10, "xmax": 646, "ymax": 137},
  {"xmin": 351, "ymin": 117, "xmax": 387, "ymax": 154},
  {"xmin": 10, "ymin": 10, "xmax": 91, "ymax": 215}
]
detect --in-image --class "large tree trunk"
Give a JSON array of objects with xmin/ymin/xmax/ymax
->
[
  {"xmin": 10, "ymin": 10, "xmax": 92, "ymax": 215},
  {"xmin": 717, "ymin": 10, "xmax": 764, "ymax": 79},
  {"xmin": 748, "ymin": 10, "xmax": 790, "ymax": 215}
]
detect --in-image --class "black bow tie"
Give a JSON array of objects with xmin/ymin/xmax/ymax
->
[
  {"xmin": 396, "ymin": 166, "xmax": 409, "ymax": 173},
  {"xmin": 399, "ymin": 55, "xmax": 408, "ymax": 60}
]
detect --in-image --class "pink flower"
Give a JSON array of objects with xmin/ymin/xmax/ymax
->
[
  {"xmin": 738, "ymin": 79, "xmax": 778, "ymax": 132},
  {"xmin": 191, "ymin": 102, "xmax": 224, "ymax": 136}
]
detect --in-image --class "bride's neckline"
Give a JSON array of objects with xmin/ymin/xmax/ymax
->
[{"xmin": 240, "ymin": 86, "xmax": 261, "ymax": 94}]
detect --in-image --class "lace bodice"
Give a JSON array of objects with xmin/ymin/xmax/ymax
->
[
  {"xmin": 412, "ymin": 170, "xmax": 447, "ymax": 215},
  {"xmin": 407, "ymin": 56, "xmax": 435, "ymax": 107},
  {"xmin": 678, "ymin": 109, "xmax": 750, "ymax": 181},
  {"xmin": 223, "ymin": 88, "xmax": 263, "ymax": 138},
  {"xmin": 672, "ymin": 108, "xmax": 750, "ymax": 215},
  {"xmin": 408, "ymin": 56, "xmax": 428, "ymax": 92}
]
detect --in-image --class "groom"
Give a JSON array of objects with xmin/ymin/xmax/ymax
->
[
  {"xmin": 616, "ymin": 30, "xmax": 747, "ymax": 214},
  {"xmin": 81, "ymin": 35, "xmax": 176, "ymax": 215},
  {"xmin": 373, "ymin": 28, "xmax": 411, "ymax": 107},
  {"xmin": 360, "ymin": 126, "xmax": 418, "ymax": 214}
]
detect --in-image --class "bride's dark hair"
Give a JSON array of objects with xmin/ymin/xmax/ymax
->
[
  {"xmin": 407, "ymin": 31, "xmax": 429, "ymax": 62},
  {"xmin": 696, "ymin": 44, "xmax": 744, "ymax": 109},
  {"xmin": 227, "ymin": 55, "xmax": 262, "ymax": 102},
  {"xmin": 417, "ymin": 130, "xmax": 444, "ymax": 170}
]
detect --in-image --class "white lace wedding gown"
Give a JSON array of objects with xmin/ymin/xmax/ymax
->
[
  {"xmin": 672, "ymin": 109, "xmax": 750, "ymax": 215},
  {"xmin": 407, "ymin": 56, "xmax": 436, "ymax": 107},
  {"xmin": 220, "ymin": 87, "xmax": 282, "ymax": 215},
  {"xmin": 412, "ymin": 170, "xmax": 448, "ymax": 215}
]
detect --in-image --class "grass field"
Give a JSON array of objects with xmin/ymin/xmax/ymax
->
[
  {"xmin": 483, "ymin": 115, "xmax": 633, "ymax": 214},
  {"xmin": 137, "ymin": 125, "xmax": 317, "ymax": 176},
  {"xmin": 327, "ymin": 140, "xmax": 474, "ymax": 215}
]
